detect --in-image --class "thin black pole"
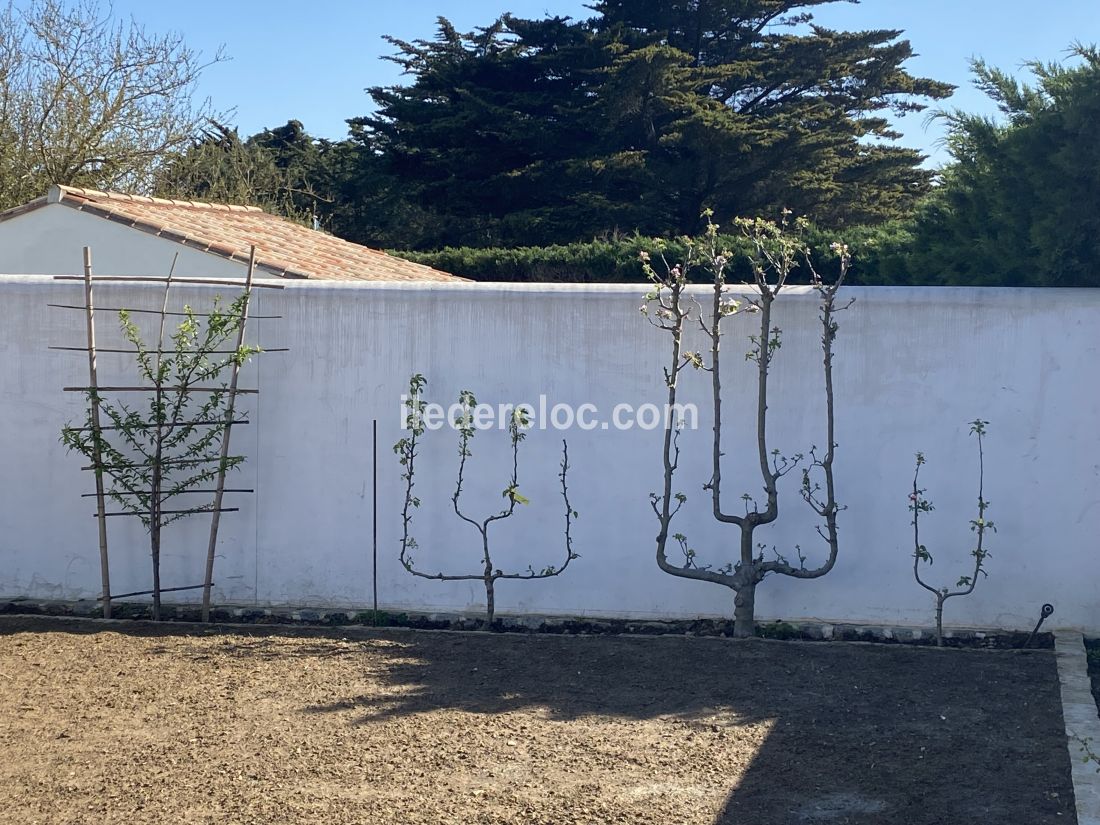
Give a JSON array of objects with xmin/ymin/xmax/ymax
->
[{"xmin": 372, "ymin": 418, "xmax": 378, "ymax": 621}]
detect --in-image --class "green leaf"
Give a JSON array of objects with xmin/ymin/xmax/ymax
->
[{"xmin": 503, "ymin": 485, "xmax": 530, "ymax": 506}]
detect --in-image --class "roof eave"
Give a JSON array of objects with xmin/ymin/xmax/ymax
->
[{"xmin": 0, "ymin": 195, "xmax": 49, "ymax": 224}]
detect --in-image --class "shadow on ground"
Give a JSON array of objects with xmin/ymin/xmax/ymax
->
[{"xmin": 0, "ymin": 615, "xmax": 1076, "ymax": 824}]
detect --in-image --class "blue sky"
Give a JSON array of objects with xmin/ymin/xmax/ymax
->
[{"xmin": 108, "ymin": 0, "xmax": 1096, "ymax": 167}]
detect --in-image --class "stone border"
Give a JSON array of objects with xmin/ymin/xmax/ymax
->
[
  {"xmin": 1054, "ymin": 630, "xmax": 1100, "ymax": 824},
  {"xmin": 0, "ymin": 597, "xmax": 1053, "ymax": 649}
]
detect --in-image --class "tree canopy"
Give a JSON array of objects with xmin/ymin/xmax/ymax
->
[
  {"xmin": 354, "ymin": 2, "xmax": 952, "ymax": 247},
  {"xmin": 0, "ymin": 0, "xmax": 222, "ymax": 212},
  {"xmin": 153, "ymin": 119, "xmax": 347, "ymax": 224},
  {"xmin": 885, "ymin": 45, "xmax": 1100, "ymax": 287},
  {"xmin": 14, "ymin": 0, "xmax": 1091, "ymax": 288},
  {"xmin": 401, "ymin": 44, "xmax": 1100, "ymax": 288}
]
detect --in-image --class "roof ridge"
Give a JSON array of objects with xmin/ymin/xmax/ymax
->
[{"xmin": 51, "ymin": 184, "xmax": 265, "ymax": 213}]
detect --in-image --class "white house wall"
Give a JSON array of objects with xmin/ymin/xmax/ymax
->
[
  {"xmin": 0, "ymin": 204, "xmax": 246, "ymax": 278},
  {"xmin": 0, "ymin": 276, "xmax": 1097, "ymax": 631}
]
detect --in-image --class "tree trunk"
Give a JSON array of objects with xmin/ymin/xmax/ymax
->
[
  {"xmin": 733, "ymin": 585, "xmax": 756, "ymax": 638},
  {"xmin": 150, "ymin": 526, "xmax": 162, "ymax": 622},
  {"xmin": 484, "ymin": 576, "xmax": 495, "ymax": 629},
  {"xmin": 732, "ymin": 527, "xmax": 758, "ymax": 638},
  {"xmin": 935, "ymin": 596, "xmax": 944, "ymax": 647}
]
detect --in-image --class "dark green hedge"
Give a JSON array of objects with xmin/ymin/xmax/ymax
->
[
  {"xmin": 393, "ymin": 237, "xmax": 690, "ymax": 284},
  {"xmin": 392, "ymin": 224, "xmax": 915, "ymax": 285}
]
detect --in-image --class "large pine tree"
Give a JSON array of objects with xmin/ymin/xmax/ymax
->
[{"xmin": 358, "ymin": 1, "xmax": 953, "ymax": 248}]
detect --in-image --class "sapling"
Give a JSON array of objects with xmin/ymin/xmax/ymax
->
[
  {"xmin": 62, "ymin": 291, "xmax": 258, "ymax": 620},
  {"xmin": 394, "ymin": 375, "xmax": 578, "ymax": 626},
  {"xmin": 643, "ymin": 213, "xmax": 851, "ymax": 638},
  {"xmin": 909, "ymin": 420, "xmax": 994, "ymax": 646}
]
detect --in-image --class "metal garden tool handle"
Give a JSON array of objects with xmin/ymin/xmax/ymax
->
[{"xmin": 1024, "ymin": 603, "xmax": 1054, "ymax": 648}]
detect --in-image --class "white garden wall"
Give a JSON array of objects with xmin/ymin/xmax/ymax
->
[{"xmin": 1, "ymin": 274, "xmax": 1098, "ymax": 631}]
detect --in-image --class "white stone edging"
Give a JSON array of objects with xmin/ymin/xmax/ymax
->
[{"xmin": 1055, "ymin": 630, "xmax": 1100, "ymax": 824}]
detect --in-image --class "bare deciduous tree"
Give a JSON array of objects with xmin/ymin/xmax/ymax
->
[
  {"xmin": 0, "ymin": 0, "xmax": 223, "ymax": 210},
  {"xmin": 395, "ymin": 375, "xmax": 578, "ymax": 626},
  {"xmin": 643, "ymin": 214, "xmax": 851, "ymax": 638},
  {"xmin": 910, "ymin": 420, "xmax": 994, "ymax": 646}
]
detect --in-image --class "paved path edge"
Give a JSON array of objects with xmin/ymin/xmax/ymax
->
[{"xmin": 1055, "ymin": 629, "xmax": 1100, "ymax": 824}]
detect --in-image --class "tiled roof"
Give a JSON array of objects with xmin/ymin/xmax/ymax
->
[{"xmin": 24, "ymin": 185, "xmax": 465, "ymax": 282}]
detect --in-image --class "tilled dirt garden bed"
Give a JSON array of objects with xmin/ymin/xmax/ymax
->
[{"xmin": 0, "ymin": 615, "xmax": 1074, "ymax": 824}]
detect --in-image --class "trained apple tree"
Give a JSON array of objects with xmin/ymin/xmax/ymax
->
[
  {"xmin": 395, "ymin": 375, "xmax": 578, "ymax": 626},
  {"xmin": 643, "ymin": 214, "xmax": 852, "ymax": 637}
]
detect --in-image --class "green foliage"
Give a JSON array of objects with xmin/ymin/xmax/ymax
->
[
  {"xmin": 396, "ymin": 236, "xmax": 695, "ymax": 283},
  {"xmin": 757, "ymin": 621, "xmax": 801, "ymax": 640},
  {"xmin": 1087, "ymin": 642, "xmax": 1100, "ymax": 667},
  {"xmin": 859, "ymin": 46, "xmax": 1100, "ymax": 287},
  {"xmin": 352, "ymin": 2, "xmax": 950, "ymax": 248},
  {"xmin": 149, "ymin": 4, "xmax": 954, "ymax": 253},
  {"xmin": 395, "ymin": 223, "xmax": 868, "ymax": 284},
  {"xmin": 61, "ymin": 296, "xmax": 258, "ymax": 529},
  {"xmin": 149, "ymin": 10, "xmax": 1097, "ymax": 289},
  {"xmin": 354, "ymin": 610, "xmax": 409, "ymax": 627},
  {"xmin": 154, "ymin": 120, "xmax": 348, "ymax": 227},
  {"xmin": 61, "ymin": 289, "xmax": 258, "ymax": 622}
]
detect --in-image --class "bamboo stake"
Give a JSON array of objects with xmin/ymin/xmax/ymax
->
[
  {"xmin": 107, "ymin": 583, "xmax": 209, "ymax": 600},
  {"xmin": 82, "ymin": 248, "xmax": 112, "ymax": 620},
  {"xmin": 80, "ymin": 456, "xmax": 230, "ymax": 470},
  {"xmin": 63, "ymin": 386, "xmax": 258, "ymax": 394},
  {"xmin": 49, "ymin": 304, "xmax": 281, "ymax": 319},
  {"xmin": 101, "ymin": 508, "xmax": 239, "ymax": 517},
  {"xmin": 82, "ymin": 489, "xmax": 253, "ymax": 497},
  {"xmin": 51, "ymin": 346, "xmax": 287, "ymax": 354},
  {"xmin": 53, "ymin": 274, "xmax": 284, "ymax": 289},
  {"xmin": 68, "ymin": 419, "xmax": 250, "ymax": 433},
  {"xmin": 148, "ymin": 254, "xmax": 177, "ymax": 621},
  {"xmin": 202, "ymin": 247, "xmax": 257, "ymax": 621}
]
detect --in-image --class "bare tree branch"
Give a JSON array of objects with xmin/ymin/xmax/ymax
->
[
  {"xmin": 395, "ymin": 377, "xmax": 578, "ymax": 625},
  {"xmin": 645, "ymin": 213, "xmax": 853, "ymax": 637},
  {"xmin": 0, "ymin": 0, "xmax": 226, "ymax": 210},
  {"xmin": 909, "ymin": 421, "xmax": 994, "ymax": 645}
]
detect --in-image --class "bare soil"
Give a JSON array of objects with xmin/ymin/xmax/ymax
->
[{"xmin": 0, "ymin": 615, "xmax": 1074, "ymax": 825}]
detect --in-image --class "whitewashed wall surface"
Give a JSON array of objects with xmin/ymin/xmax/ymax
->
[{"xmin": 1, "ymin": 274, "xmax": 1097, "ymax": 631}]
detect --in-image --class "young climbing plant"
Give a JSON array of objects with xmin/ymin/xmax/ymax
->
[
  {"xmin": 910, "ymin": 420, "xmax": 994, "ymax": 646},
  {"xmin": 642, "ymin": 212, "xmax": 852, "ymax": 638},
  {"xmin": 394, "ymin": 375, "xmax": 578, "ymax": 626},
  {"xmin": 62, "ymin": 291, "xmax": 259, "ymax": 621}
]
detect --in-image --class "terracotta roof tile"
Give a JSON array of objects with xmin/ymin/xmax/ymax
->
[{"xmin": 34, "ymin": 185, "xmax": 464, "ymax": 282}]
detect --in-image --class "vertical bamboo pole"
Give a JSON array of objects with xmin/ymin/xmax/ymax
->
[
  {"xmin": 202, "ymin": 247, "xmax": 256, "ymax": 621},
  {"xmin": 148, "ymin": 257, "xmax": 176, "ymax": 622},
  {"xmin": 82, "ymin": 248, "xmax": 112, "ymax": 619}
]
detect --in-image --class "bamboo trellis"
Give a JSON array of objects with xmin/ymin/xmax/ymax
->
[{"xmin": 52, "ymin": 246, "xmax": 284, "ymax": 621}]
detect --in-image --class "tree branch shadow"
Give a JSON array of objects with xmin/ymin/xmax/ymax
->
[{"xmin": 0, "ymin": 615, "xmax": 1076, "ymax": 823}]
